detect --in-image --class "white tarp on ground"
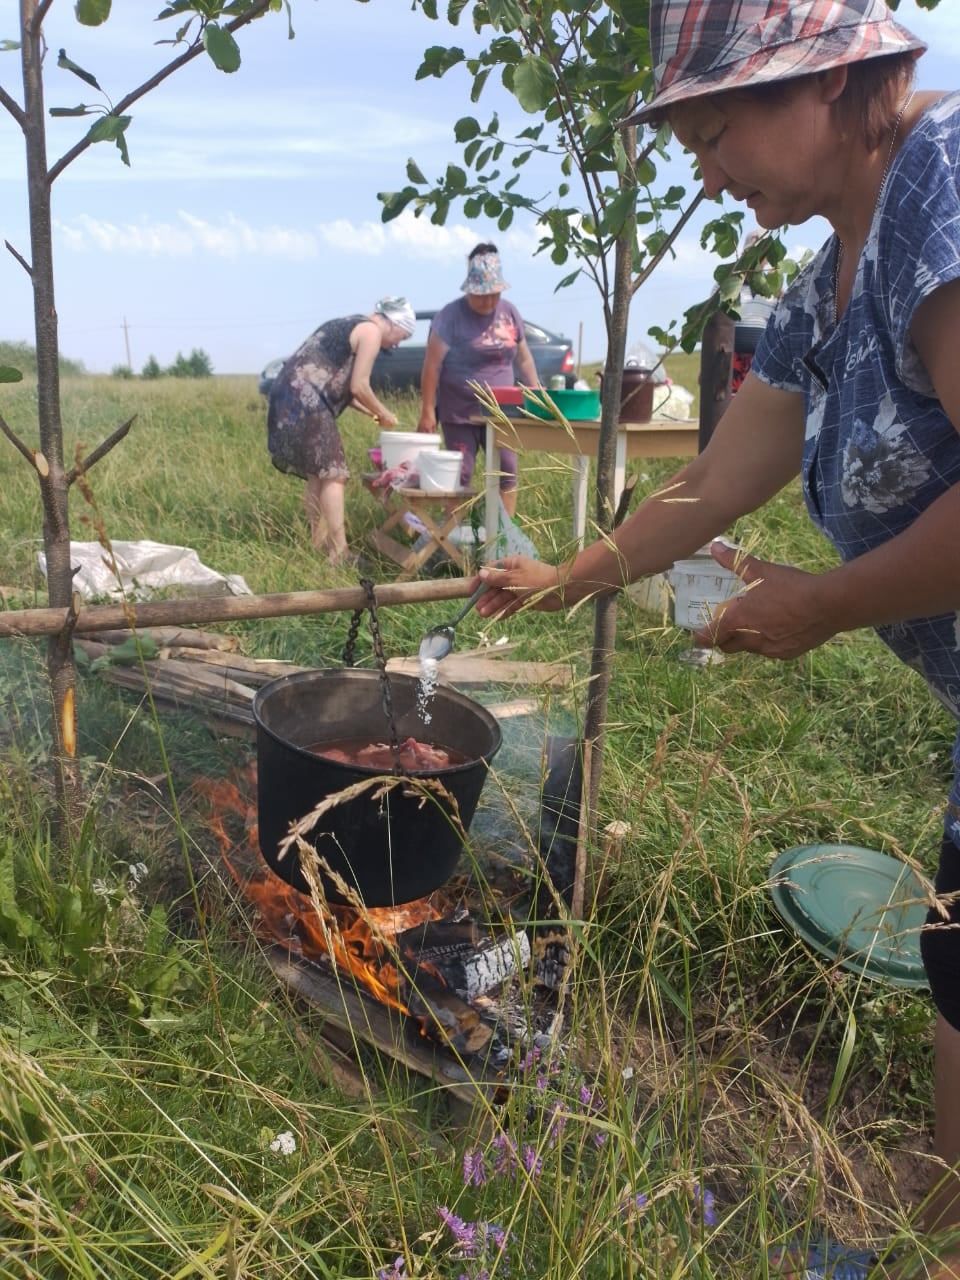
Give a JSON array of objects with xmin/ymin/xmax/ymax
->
[{"xmin": 38, "ymin": 540, "xmax": 252, "ymax": 601}]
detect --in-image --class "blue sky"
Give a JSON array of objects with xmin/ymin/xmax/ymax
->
[{"xmin": 1, "ymin": 1, "xmax": 957, "ymax": 375}]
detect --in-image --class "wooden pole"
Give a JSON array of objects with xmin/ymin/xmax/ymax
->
[
  {"xmin": 0, "ymin": 576, "xmax": 476, "ymax": 639},
  {"xmin": 698, "ymin": 309, "xmax": 735, "ymax": 452}
]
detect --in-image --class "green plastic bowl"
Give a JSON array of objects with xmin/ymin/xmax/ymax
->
[{"xmin": 523, "ymin": 388, "xmax": 600, "ymax": 421}]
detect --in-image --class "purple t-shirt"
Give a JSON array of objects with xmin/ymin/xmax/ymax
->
[{"xmin": 431, "ymin": 297, "xmax": 524, "ymax": 423}]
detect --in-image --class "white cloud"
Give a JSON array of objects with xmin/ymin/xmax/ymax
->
[
  {"xmin": 52, "ymin": 208, "xmax": 545, "ymax": 264},
  {"xmin": 54, "ymin": 212, "xmax": 319, "ymax": 259}
]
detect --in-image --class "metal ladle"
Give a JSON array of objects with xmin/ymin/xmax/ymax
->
[{"xmin": 418, "ymin": 583, "xmax": 488, "ymax": 663}]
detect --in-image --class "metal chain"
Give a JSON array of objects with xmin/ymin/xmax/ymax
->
[
  {"xmin": 341, "ymin": 582, "xmax": 403, "ymax": 771},
  {"xmin": 341, "ymin": 601, "xmax": 364, "ymax": 668}
]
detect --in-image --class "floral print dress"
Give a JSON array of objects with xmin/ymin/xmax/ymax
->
[
  {"xmin": 752, "ymin": 93, "xmax": 960, "ymax": 843},
  {"xmin": 267, "ymin": 315, "xmax": 366, "ymax": 481}
]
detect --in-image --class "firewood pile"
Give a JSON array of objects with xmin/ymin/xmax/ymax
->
[
  {"xmin": 75, "ymin": 627, "xmax": 301, "ymax": 736},
  {"xmin": 75, "ymin": 626, "xmax": 573, "ymax": 736}
]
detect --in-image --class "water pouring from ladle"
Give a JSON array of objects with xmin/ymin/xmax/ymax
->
[{"xmin": 419, "ymin": 583, "xmax": 488, "ymax": 663}]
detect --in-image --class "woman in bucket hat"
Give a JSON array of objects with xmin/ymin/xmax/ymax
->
[
  {"xmin": 475, "ymin": 2, "xmax": 960, "ymax": 1274},
  {"xmin": 267, "ymin": 298, "xmax": 415, "ymax": 566},
  {"xmin": 417, "ymin": 243, "xmax": 539, "ymax": 517}
]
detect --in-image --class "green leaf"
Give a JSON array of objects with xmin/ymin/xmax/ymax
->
[
  {"xmin": 511, "ymin": 54, "xmax": 554, "ymax": 113},
  {"xmin": 470, "ymin": 66, "xmax": 491, "ymax": 102},
  {"xmin": 619, "ymin": 0, "xmax": 650, "ymax": 27},
  {"xmin": 49, "ymin": 104, "xmax": 97, "ymax": 117},
  {"xmin": 378, "ymin": 187, "xmax": 418, "ymax": 223},
  {"xmin": 57, "ymin": 49, "xmax": 102, "ymax": 92},
  {"xmin": 202, "ymin": 23, "xmax": 241, "ymax": 74},
  {"xmin": 75, "ymin": 0, "xmax": 112, "ymax": 25},
  {"xmin": 1, "ymin": 40, "xmax": 21, "ymax": 51},
  {"xmin": 0, "ymin": 367, "xmax": 23, "ymax": 383},
  {"xmin": 487, "ymin": 0, "xmax": 523, "ymax": 28},
  {"xmin": 600, "ymin": 186, "xmax": 636, "ymax": 239},
  {"xmin": 454, "ymin": 115, "xmax": 480, "ymax": 143},
  {"xmin": 85, "ymin": 113, "xmax": 132, "ymax": 166},
  {"xmin": 445, "ymin": 163, "xmax": 467, "ymax": 192},
  {"xmin": 556, "ymin": 268, "xmax": 582, "ymax": 290},
  {"xmin": 406, "ymin": 157, "xmax": 428, "ymax": 184},
  {"xmin": 497, "ymin": 207, "xmax": 513, "ymax": 231}
]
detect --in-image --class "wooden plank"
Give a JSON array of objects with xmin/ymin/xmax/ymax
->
[
  {"xmin": 93, "ymin": 626, "xmax": 240, "ymax": 651},
  {"xmin": 386, "ymin": 655, "xmax": 573, "ymax": 688},
  {"xmin": 265, "ymin": 947, "xmax": 499, "ymax": 1108}
]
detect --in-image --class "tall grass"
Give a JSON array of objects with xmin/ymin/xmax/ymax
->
[{"xmin": 0, "ymin": 374, "xmax": 950, "ymax": 1276}]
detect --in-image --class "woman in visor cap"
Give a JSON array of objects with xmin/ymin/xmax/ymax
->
[
  {"xmin": 267, "ymin": 297, "xmax": 416, "ymax": 565},
  {"xmin": 418, "ymin": 244, "xmax": 539, "ymax": 517},
  {"xmin": 475, "ymin": 2, "xmax": 960, "ymax": 1273}
]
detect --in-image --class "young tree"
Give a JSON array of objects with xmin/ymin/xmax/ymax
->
[
  {"xmin": 380, "ymin": 0, "xmax": 755, "ymax": 867},
  {"xmin": 0, "ymin": 0, "xmax": 293, "ymax": 826},
  {"xmin": 141, "ymin": 354, "xmax": 163, "ymax": 380}
]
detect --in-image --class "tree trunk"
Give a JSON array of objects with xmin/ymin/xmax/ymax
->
[
  {"xmin": 698, "ymin": 309, "xmax": 734, "ymax": 451},
  {"xmin": 20, "ymin": 2, "xmax": 81, "ymax": 826},
  {"xmin": 576, "ymin": 137, "xmax": 636, "ymax": 915}
]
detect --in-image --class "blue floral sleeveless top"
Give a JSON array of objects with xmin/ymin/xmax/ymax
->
[{"xmin": 752, "ymin": 93, "xmax": 960, "ymax": 844}]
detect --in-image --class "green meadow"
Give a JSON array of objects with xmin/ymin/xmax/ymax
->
[{"xmin": 0, "ymin": 369, "xmax": 950, "ymax": 1277}]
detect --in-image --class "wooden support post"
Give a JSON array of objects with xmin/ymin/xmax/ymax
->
[{"xmin": 698, "ymin": 310, "xmax": 735, "ymax": 452}]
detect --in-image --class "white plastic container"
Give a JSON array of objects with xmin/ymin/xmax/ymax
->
[
  {"xmin": 418, "ymin": 449, "xmax": 464, "ymax": 493},
  {"xmin": 379, "ymin": 430, "xmax": 442, "ymax": 472},
  {"xmin": 667, "ymin": 547, "xmax": 743, "ymax": 630}
]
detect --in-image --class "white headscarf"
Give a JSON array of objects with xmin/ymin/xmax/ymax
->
[{"xmin": 374, "ymin": 296, "xmax": 416, "ymax": 336}]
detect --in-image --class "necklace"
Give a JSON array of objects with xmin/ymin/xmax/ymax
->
[{"xmin": 832, "ymin": 88, "xmax": 916, "ymax": 324}]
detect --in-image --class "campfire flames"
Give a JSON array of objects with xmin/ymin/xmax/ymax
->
[{"xmin": 197, "ymin": 770, "xmax": 442, "ymax": 1014}]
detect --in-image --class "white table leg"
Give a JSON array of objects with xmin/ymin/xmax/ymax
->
[
  {"xmin": 484, "ymin": 419, "xmax": 500, "ymax": 563},
  {"xmin": 572, "ymin": 453, "xmax": 590, "ymax": 545}
]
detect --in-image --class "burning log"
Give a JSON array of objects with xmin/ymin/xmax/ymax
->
[
  {"xmin": 402, "ymin": 970, "xmax": 495, "ymax": 1057},
  {"xmin": 533, "ymin": 930, "xmax": 571, "ymax": 991},
  {"xmin": 398, "ymin": 921, "xmax": 531, "ymax": 1002}
]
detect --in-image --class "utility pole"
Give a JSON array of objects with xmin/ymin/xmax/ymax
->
[{"xmin": 122, "ymin": 316, "xmax": 132, "ymax": 369}]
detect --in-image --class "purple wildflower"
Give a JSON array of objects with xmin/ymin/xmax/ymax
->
[
  {"xmin": 376, "ymin": 1258, "xmax": 405, "ymax": 1279},
  {"xmin": 535, "ymin": 1074, "xmax": 548, "ymax": 1092},
  {"xmin": 622, "ymin": 1191, "xmax": 648, "ymax": 1217},
  {"xmin": 521, "ymin": 1144, "xmax": 542, "ymax": 1177},
  {"xmin": 693, "ymin": 1183, "xmax": 717, "ymax": 1228},
  {"xmin": 578, "ymin": 1083, "xmax": 595, "ymax": 1109},
  {"xmin": 439, "ymin": 1206, "xmax": 479, "ymax": 1255},
  {"xmin": 518, "ymin": 1046, "xmax": 541, "ymax": 1073},
  {"xmin": 546, "ymin": 1101, "xmax": 567, "ymax": 1146},
  {"xmin": 462, "ymin": 1148, "xmax": 487, "ymax": 1187},
  {"xmin": 485, "ymin": 1223, "xmax": 508, "ymax": 1251}
]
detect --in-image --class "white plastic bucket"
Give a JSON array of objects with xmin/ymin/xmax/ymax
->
[
  {"xmin": 379, "ymin": 430, "xmax": 442, "ymax": 471},
  {"xmin": 418, "ymin": 449, "xmax": 464, "ymax": 493},
  {"xmin": 667, "ymin": 549, "xmax": 743, "ymax": 630}
]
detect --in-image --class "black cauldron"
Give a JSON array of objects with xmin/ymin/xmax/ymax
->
[{"xmin": 253, "ymin": 669, "xmax": 502, "ymax": 906}]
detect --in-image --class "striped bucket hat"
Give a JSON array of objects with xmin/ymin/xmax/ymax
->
[{"xmin": 629, "ymin": 0, "xmax": 925, "ymax": 125}]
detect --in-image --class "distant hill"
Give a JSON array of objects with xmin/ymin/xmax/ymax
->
[{"xmin": 0, "ymin": 340, "xmax": 86, "ymax": 377}]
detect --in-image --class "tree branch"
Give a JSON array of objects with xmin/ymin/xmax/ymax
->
[
  {"xmin": 5, "ymin": 239, "xmax": 33, "ymax": 277},
  {"xmin": 66, "ymin": 415, "xmax": 135, "ymax": 485},
  {"xmin": 48, "ymin": 0, "xmax": 272, "ymax": 183},
  {"xmin": 0, "ymin": 83, "xmax": 26, "ymax": 129},
  {"xmin": 630, "ymin": 188, "xmax": 707, "ymax": 296},
  {"xmin": 0, "ymin": 411, "xmax": 43, "ymax": 471},
  {"xmin": 31, "ymin": 0, "xmax": 56, "ymax": 35}
]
